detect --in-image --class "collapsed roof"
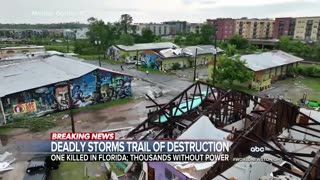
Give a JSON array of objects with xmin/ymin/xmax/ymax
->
[{"xmin": 126, "ymin": 81, "xmax": 320, "ymax": 180}]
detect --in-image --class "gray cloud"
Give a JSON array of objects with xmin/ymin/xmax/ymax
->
[
  {"xmin": 0, "ymin": 0, "xmax": 319, "ymax": 23},
  {"xmin": 199, "ymin": 1, "xmax": 320, "ymax": 18}
]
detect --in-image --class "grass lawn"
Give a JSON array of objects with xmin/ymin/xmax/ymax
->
[
  {"xmin": 298, "ymin": 63, "xmax": 320, "ymax": 68},
  {"xmin": 213, "ymin": 81, "xmax": 256, "ymax": 94},
  {"xmin": 297, "ymin": 77, "xmax": 320, "ymax": 102},
  {"xmin": 45, "ymin": 45, "xmax": 74, "ymax": 53},
  {"xmin": 275, "ymin": 77, "xmax": 320, "ymax": 103},
  {"xmin": 137, "ymin": 66, "xmax": 174, "ymax": 75},
  {"xmin": 50, "ymin": 162, "xmax": 106, "ymax": 180},
  {"xmin": 5, "ymin": 97, "xmax": 134, "ymax": 132},
  {"xmin": 72, "ymin": 97, "xmax": 134, "ymax": 114},
  {"xmin": 0, "ymin": 126, "xmax": 12, "ymax": 135}
]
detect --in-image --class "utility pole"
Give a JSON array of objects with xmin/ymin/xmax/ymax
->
[
  {"xmin": 95, "ymin": 40, "xmax": 102, "ymax": 67},
  {"xmin": 213, "ymin": 30, "xmax": 217, "ymax": 86},
  {"xmin": 66, "ymin": 37, "xmax": 69, "ymax": 53},
  {"xmin": 67, "ymin": 82, "xmax": 75, "ymax": 133},
  {"xmin": 193, "ymin": 48, "xmax": 198, "ymax": 82}
]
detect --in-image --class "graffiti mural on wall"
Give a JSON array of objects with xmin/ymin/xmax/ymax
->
[
  {"xmin": 13, "ymin": 102, "xmax": 37, "ymax": 114},
  {"xmin": 2, "ymin": 70, "xmax": 132, "ymax": 120},
  {"xmin": 53, "ymin": 83, "xmax": 70, "ymax": 110},
  {"xmin": 142, "ymin": 54, "xmax": 161, "ymax": 70}
]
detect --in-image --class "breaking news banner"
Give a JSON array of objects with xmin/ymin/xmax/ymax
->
[
  {"xmin": 17, "ymin": 132, "xmax": 232, "ymax": 162},
  {"xmin": 50, "ymin": 153, "xmax": 230, "ymax": 162}
]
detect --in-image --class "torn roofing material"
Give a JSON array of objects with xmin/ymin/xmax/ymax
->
[
  {"xmin": 116, "ymin": 42, "xmax": 179, "ymax": 51},
  {"xmin": 240, "ymin": 50, "xmax": 304, "ymax": 72},
  {"xmin": 159, "ymin": 45, "xmax": 224, "ymax": 58},
  {"xmin": 0, "ymin": 55, "xmax": 132, "ymax": 97}
]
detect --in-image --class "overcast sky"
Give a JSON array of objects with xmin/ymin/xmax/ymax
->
[{"xmin": 1, "ymin": 0, "xmax": 319, "ymax": 24}]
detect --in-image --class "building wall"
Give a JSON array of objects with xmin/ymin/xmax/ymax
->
[
  {"xmin": 273, "ymin": 18, "xmax": 296, "ymax": 39},
  {"xmin": 187, "ymin": 23, "xmax": 201, "ymax": 33},
  {"xmin": 234, "ymin": 18, "xmax": 274, "ymax": 39},
  {"xmin": 163, "ymin": 21, "xmax": 187, "ymax": 34},
  {"xmin": 250, "ymin": 63, "xmax": 295, "ymax": 90},
  {"xmin": 135, "ymin": 24, "xmax": 175, "ymax": 36},
  {"xmin": 148, "ymin": 162, "xmax": 188, "ymax": 180},
  {"xmin": 119, "ymin": 50, "xmax": 140, "ymax": 61},
  {"xmin": 2, "ymin": 70, "xmax": 132, "ymax": 121},
  {"xmin": 0, "ymin": 47, "xmax": 45, "ymax": 55},
  {"xmin": 162, "ymin": 57, "xmax": 191, "ymax": 71},
  {"xmin": 207, "ymin": 18, "xmax": 235, "ymax": 40},
  {"xmin": 294, "ymin": 17, "xmax": 320, "ymax": 41},
  {"xmin": 141, "ymin": 53, "xmax": 161, "ymax": 70}
]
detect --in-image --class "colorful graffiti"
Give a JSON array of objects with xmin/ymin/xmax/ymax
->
[
  {"xmin": 2, "ymin": 70, "xmax": 132, "ymax": 120},
  {"xmin": 54, "ymin": 83, "xmax": 70, "ymax": 110},
  {"xmin": 142, "ymin": 54, "xmax": 161, "ymax": 70},
  {"xmin": 13, "ymin": 102, "xmax": 37, "ymax": 114}
]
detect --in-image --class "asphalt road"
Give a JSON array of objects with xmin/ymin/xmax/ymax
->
[{"xmin": 83, "ymin": 60, "xmax": 194, "ymax": 97}]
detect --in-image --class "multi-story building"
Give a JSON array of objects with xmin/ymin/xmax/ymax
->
[
  {"xmin": 293, "ymin": 16, "xmax": 320, "ymax": 41},
  {"xmin": 207, "ymin": 18, "xmax": 235, "ymax": 40},
  {"xmin": 187, "ymin": 23, "xmax": 202, "ymax": 34},
  {"xmin": 163, "ymin": 21, "xmax": 187, "ymax": 34},
  {"xmin": 234, "ymin": 18, "xmax": 274, "ymax": 39},
  {"xmin": 273, "ymin": 17, "xmax": 296, "ymax": 39},
  {"xmin": 74, "ymin": 28, "xmax": 89, "ymax": 40},
  {"xmin": 135, "ymin": 23, "xmax": 176, "ymax": 36}
]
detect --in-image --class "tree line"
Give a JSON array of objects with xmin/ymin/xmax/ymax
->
[
  {"xmin": 0, "ymin": 23, "xmax": 88, "ymax": 29},
  {"xmin": 74, "ymin": 14, "xmax": 158, "ymax": 55}
]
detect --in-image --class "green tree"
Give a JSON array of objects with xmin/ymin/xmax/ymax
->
[
  {"xmin": 120, "ymin": 14, "xmax": 133, "ymax": 34},
  {"xmin": 199, "ymin": 24, "xmax": 215, "ymax": 44},
  {"xmin": 216, "ymin": 55, "xmax": 254, "ymax": 86},
  {"xmin": 314, "ymin": 43, "xmax": 320, "ymax": 59},
  {"xmin": 86, "ymin": 17, "xmax": 119, "ymax": 52},
  {"xmin": 278, "ymin": 36, "xmax": 291, "ymax": 51},
  {"xmin": 116, "ymin": 33, "xmax": 134, "ymax": 45},
  {"xmin": 229, "ymin": 35, "xmax": 249, "ymax": 49},
  {"xmin": 134, "ymin": 29, "xmax": 156, "ymax": 43},
  {"xmin": 225, "ymin": 44, "xmax": 237, "ymax": 56}
]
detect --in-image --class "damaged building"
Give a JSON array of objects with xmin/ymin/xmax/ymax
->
[{"xmin": 122, "ymin": 81, "xmax": 320, "ymax": 180}]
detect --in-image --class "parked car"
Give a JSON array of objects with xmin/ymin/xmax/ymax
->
[
  {"xmin": 23, "ymin": 156, "xmax": 60, "ymax": 180},
  {"xmin": 125, "ymin": 59, "xmax": 136, "ymax": 64},
  {"xmin": 135, "ymin": 61, "xmax": 144, "ymax": 65}
]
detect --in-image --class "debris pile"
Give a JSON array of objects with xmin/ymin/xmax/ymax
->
[{"xmin": 0, "ymin": 152, "xmax": 15, "ymax": 172}]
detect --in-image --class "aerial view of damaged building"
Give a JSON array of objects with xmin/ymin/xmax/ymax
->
[{"xmin": 111, "ymin": 81, "xmax": 320, "ymax": 180}]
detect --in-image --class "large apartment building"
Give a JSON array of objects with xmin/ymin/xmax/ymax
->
[
  {"xmin": 207, "ymin": 18, "xmax": 235, "ymax": 40},
  {"xmin": 234, "ymin": 18, "xmax": 274, "ymax": 39},
  {"xmin": 273, "ymin": 17, "xmax": 296, "ymax": 39},
  {"xmin": 135, "ymin": 23, "xmax": 176, "ymax": 36},
  {"xmin": 163, "ymin": 21, "xmax": 187, "ymax": 34},
  {"xmin": 293, "ymin": 16, "xmax": 320, "ymax": 41},
  {"xmin": 187, "ymin": 23, "xmax": 201, "ymax": 34}
]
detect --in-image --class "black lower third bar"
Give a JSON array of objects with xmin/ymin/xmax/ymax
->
[{"xmin": 50, "ymin": 154, "xmax": 230, "ymax": 162}]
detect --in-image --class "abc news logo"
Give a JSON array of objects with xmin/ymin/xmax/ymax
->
[{"xmin": 249, "ymin": 144, "xmax": 265, "ymax": 158}]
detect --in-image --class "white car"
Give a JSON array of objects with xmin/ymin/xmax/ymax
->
[
  {"xmin": 135, "ymin": 61, "xmax": 144, "ymax": 65},
  {"xmin": 125, "ymin": 59, "xmax": 136, "ymax": 64}
]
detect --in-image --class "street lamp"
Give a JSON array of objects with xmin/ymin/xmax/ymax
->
[{"xmin": 95, "ymin": 40, "xmax": 102, "ymax": 67}]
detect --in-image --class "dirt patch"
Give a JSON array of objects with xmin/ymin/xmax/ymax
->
[{"xmin": 4, "ymin": 98, "xmax": 145, "ymax": 145}]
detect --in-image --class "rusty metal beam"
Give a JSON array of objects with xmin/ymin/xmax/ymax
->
[
  {"xmin": 290, "ymin": 127, "xmax": 320, "ymax": 139},
  {"xmin": 295, "ymin": 124, "xmax": 320, "ymax": 134},
  {"xmin": 301, "ymin": 151, "xmax": 320, "ymax": 180},
  {"xmin": 276, "ymin": 137, "xmax": 320, "ymax": 146},
  {"xmin": 264, "ymin": 160, "xmax": 303, "ymax": 178}
]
